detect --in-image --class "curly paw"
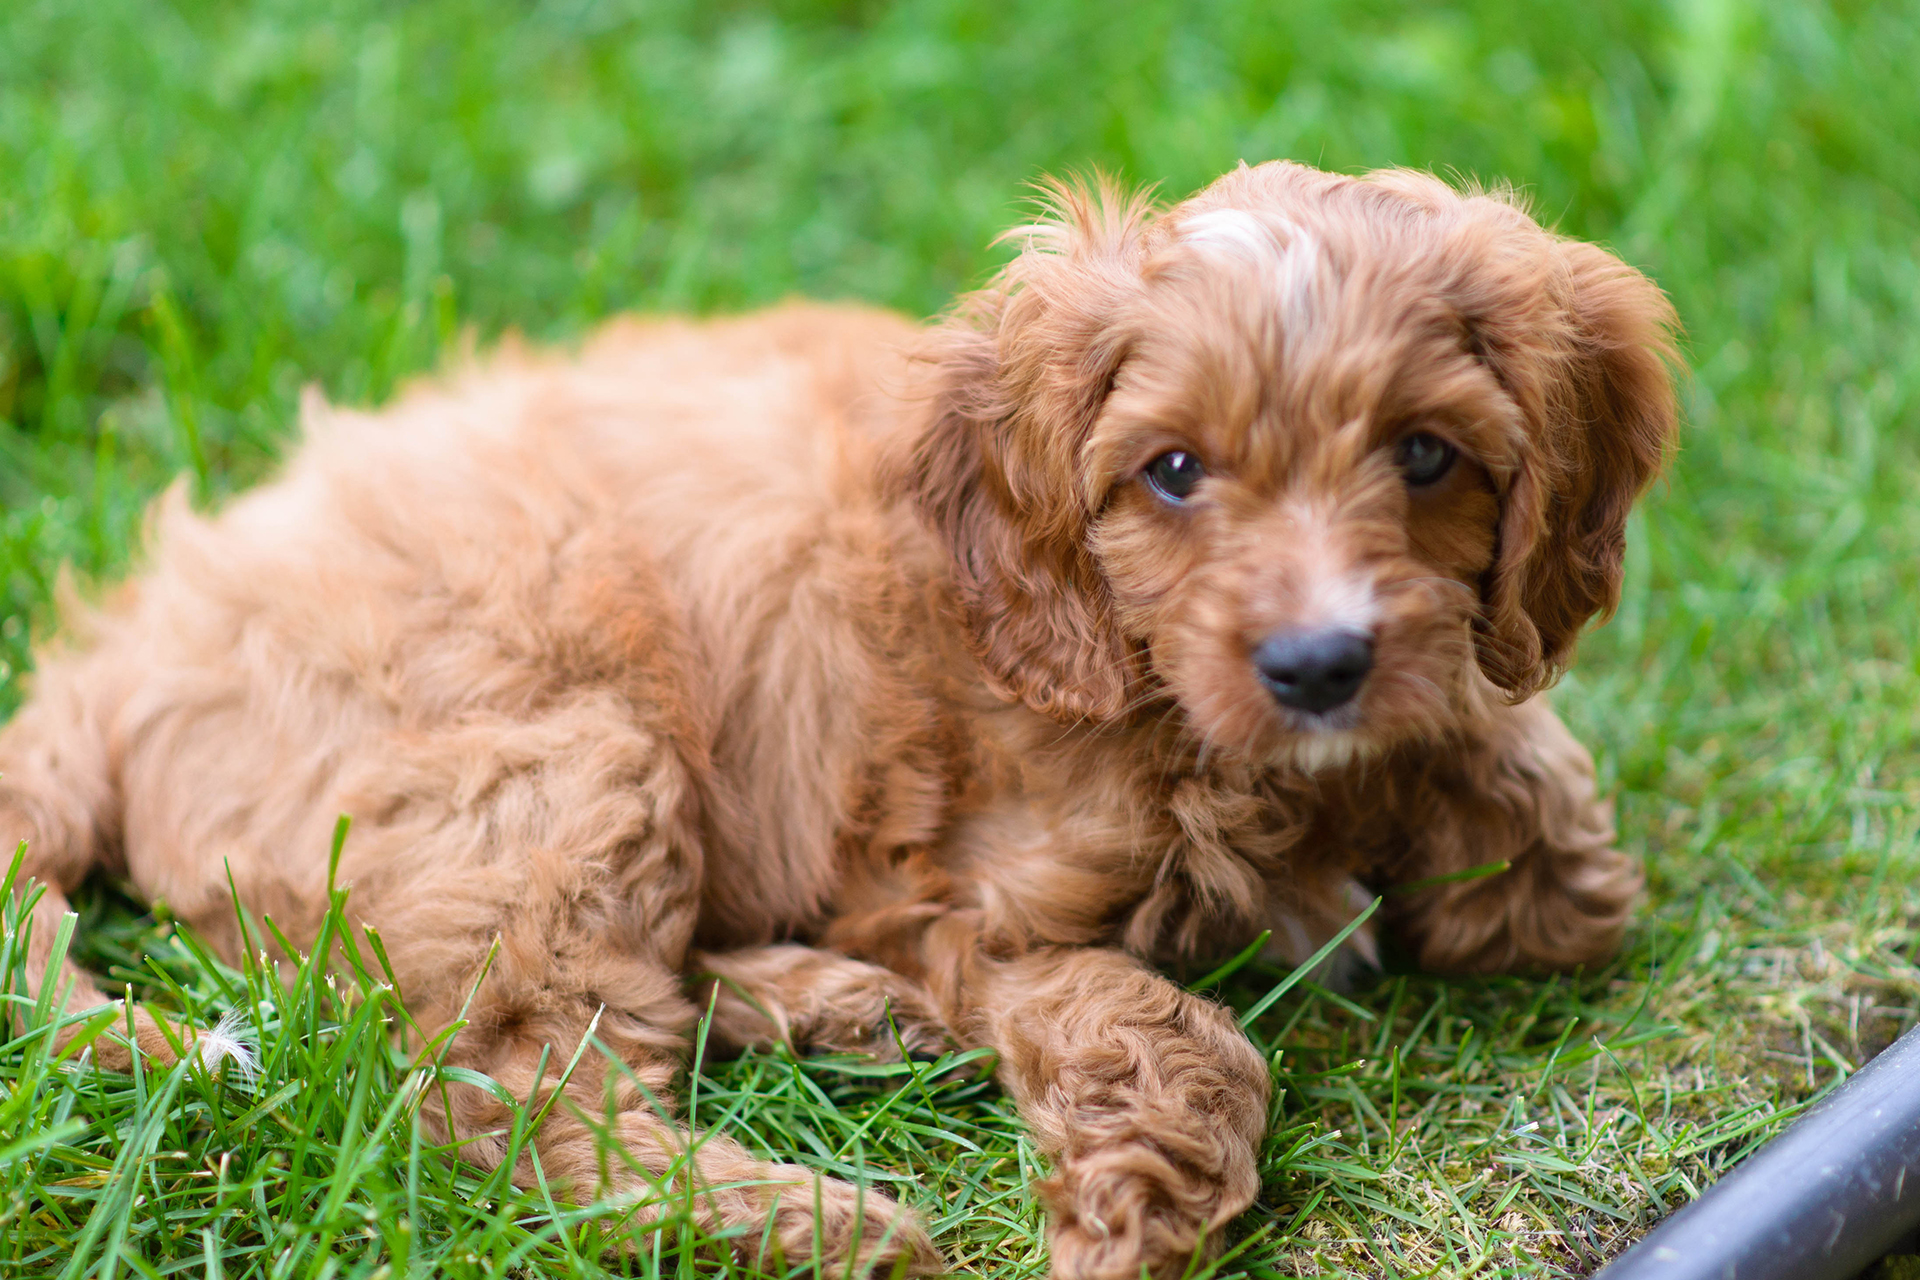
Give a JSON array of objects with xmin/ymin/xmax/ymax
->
[{"xmin": 1041, "ymin": 1141, "xmax": 1256, "ymax": 1280}]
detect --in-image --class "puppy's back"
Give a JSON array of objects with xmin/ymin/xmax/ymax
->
[{"xmin": 6, "ymin": 301, "xmax": 928, "ymax": 964}]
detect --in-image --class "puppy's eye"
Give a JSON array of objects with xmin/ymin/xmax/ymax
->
[
  {"xmin": 1394, "ymin": 433, "xmax": 1457, "ymax": 487},
  {"xmin": 1144, "ymin": 451, "xmax": 1206, "ymax": 503}
]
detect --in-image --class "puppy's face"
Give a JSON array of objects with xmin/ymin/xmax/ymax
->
[
  {"xmin": 1087, "ymin": 219, "xmax": 1511, "ymax": 766},
  {"xmin": 908, "ymin": 162, "xmax": 1678, "ymax": 767}
]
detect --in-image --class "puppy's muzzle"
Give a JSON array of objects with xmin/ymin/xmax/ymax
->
[{"xmin": 1252, "ymin": 628, "xmax": 1374, "ymax": 714}]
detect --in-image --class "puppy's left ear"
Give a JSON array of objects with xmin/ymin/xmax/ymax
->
[{"xmin": 1475, "ymin": 237, "xmax": 1682, "ymax": 695}]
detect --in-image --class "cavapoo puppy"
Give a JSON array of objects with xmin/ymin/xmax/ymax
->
[{"xmin": 1, "ymin": 160, "xmax": 1677, "ymax": 1278}]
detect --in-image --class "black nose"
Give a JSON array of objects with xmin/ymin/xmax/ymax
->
[{"xmin": 1252, "ymin": 628, "xmax": 1374, "ymax": 713}]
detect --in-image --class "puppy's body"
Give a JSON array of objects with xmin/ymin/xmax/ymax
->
[{"xmin": 2, "ymin": 162, "xmax": 1675, "ymax": 1279}]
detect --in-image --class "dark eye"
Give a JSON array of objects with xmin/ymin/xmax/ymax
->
[
  {"xmin": 1394, "ymin": 432, "xmax": 1457, "ymax": 487},
  {"xmin": 1144, "ymin": 451, "xmax": 1206, "ymax": 503}
]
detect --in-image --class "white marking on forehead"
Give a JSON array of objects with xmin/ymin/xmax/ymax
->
[
  {"xmin": 1177, "ymin": 209, "xmax": 1323, "ymax": 318},
  {"xmin": 1180, "ymin": 208, "xmax": 1283, "ymax": 258}
]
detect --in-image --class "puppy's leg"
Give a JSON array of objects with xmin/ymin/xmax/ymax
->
[
  {"xmin": 692, "ymin": 944, "xmax": 952, "ymax": 1060},
  {"xmin": 0, "ymin": 643, "xmax": 203, "ymax": 1069},
  {"xmin": 1387, "ymin": 696, "xmax": 1640, "ymax": 973},
  {"xmin": 333, "ymin": 705, "xmax": 939, "ymax": 1276},
  {"xmin": 427, "ymin": 989, "xmax": 940, "ymax": 1275},
  {"xmin": 927, "ymin": 928, "xmax": 1268, "ymax": 1280}
]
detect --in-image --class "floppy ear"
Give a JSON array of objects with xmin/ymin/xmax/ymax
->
[
  {"xmin": 1472, "ymin": 236, "xmax": 1681, "ymax": 695},
  {"xmin": 899, "ymin": 179, "xmax": 1155, "ymax": 724}
]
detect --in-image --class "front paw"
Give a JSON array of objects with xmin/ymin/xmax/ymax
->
[
  {"xmin": 1520, "ymin": 843, "xmax": 1641, "ymax": 968},
  {"xmin": 1413, "ymin": 843, "xmax": 1642, "ymax": 973},
  {"xmin": 1038, "ymin": 1016, "xmax": 1266, "ymax": 1280},
  {"xmin": 1042, "ymin": 1139, "xmax": 1257, "ymax": 1280}
]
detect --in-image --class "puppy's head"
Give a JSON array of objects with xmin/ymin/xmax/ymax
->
[{"xmin": 904, "ymin": 161, "xmax": 1678, "ymax": 767}]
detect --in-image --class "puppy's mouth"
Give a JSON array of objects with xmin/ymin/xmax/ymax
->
[
  {"xmin": 1266, "ymin": 697, "xmax": 1374, "ymax": 772},
  {"xmin": 1271, "ymin": 700, "xmax": 1367, "ymax": 735},
  {"xmin": 1248, "ymin": 625, "xmax": 1381, "ymax": 770},
  {"xmin": 1157, "ymin": 600, "xmax": 1462, "ymax": 771},
  {"xmin": 1190, "ymin": 621, "xmax": 1374, "ymax": 767}
]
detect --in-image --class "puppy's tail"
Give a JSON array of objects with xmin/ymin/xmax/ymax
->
[{"xmin": 0, "ymin": 638, "xmax": 227, "ymax": 1074}]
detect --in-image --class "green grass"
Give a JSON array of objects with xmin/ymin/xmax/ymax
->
[{"xmin": 3, "ymin": 0, "xmax": 1919, "ymax": 1275}]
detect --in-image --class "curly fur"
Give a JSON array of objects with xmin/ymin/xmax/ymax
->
[{"xmin": 0, "ymin": 161, "xmax": 1678, "ymax": 1279}]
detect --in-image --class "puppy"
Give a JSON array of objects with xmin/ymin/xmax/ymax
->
[{"xmin": 0, "ymin": 161, "xmax": 1677, "ymax": 1279}]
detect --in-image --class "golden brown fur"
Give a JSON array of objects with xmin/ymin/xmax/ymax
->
[{"xmin": 0, "ymin": 161, "xmax": 1678, "ymax": 1278}]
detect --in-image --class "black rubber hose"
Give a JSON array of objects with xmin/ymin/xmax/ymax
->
[{"xmin": 1595, "ymin": 1022, "xmax": 1920, "ymax": 1280}]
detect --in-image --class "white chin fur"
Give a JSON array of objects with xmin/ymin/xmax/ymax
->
[{"xmin": 1271, "ymin": 726, "xmax": 1376, "ymax": 773}]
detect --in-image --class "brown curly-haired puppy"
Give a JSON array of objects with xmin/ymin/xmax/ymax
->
[{"xmin": 1, "ymin": 161, "xmax": 1677, "ymax": 1278}]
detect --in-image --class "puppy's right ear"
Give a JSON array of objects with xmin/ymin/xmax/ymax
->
[{"xmin": 899, "ymin": 179, "xmax": 1155, "ymax": 724}]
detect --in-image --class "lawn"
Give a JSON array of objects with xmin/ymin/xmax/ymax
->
[{"xmin": 3, "ymin": 0, "xmax": 1919, "ymax": 1276}]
